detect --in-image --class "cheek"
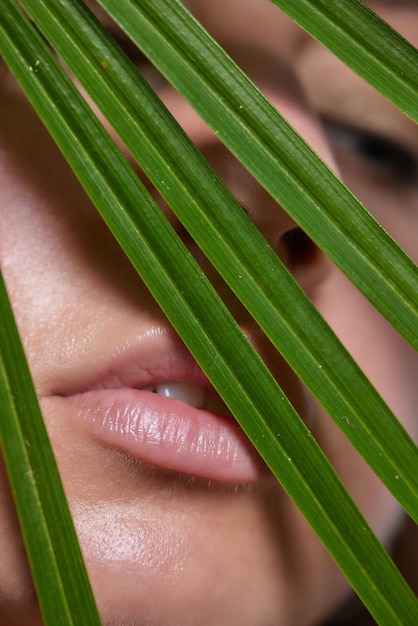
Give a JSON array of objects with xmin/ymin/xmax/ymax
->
[
  {"xmin": 318, "ymin": 268, "xmax": 417, "ymax": 438},
  {"xmin": 334, "ymin": 162, "xmax": 418, "ymax": 266},
  {"xmin": 312, "ymin": 268, "xmax": 417, "ymax": 540}
]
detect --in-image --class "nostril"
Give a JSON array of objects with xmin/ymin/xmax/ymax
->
[
  {"xmin": 282, "ymin": 227, "xmax": 317, "ymax": 268},
  {"xmin": 281, "ymin": 227, "xmax": 331, "ymax": 295}
]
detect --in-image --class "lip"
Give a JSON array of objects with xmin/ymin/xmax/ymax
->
[
  {"xmin": 66, "ymin": 387, "xmax": 268, "ymax": 482},
  {"xmin": 51, "ymin": 328, "xmax": 271, "ymax": 483}
]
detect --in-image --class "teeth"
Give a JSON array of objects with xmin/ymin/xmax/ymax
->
[{"xmin": 144, "ymin": 382, "xmax": 206, "ymax": 408}]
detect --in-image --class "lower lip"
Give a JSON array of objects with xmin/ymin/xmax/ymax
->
[{"xmin": 66, "ymin": 389, "xmax": 269, "ymax": 483}]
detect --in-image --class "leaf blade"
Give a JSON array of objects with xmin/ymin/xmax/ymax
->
[
  {"xmin": 0, "ymin": 270, "xmax": 101, "ymax": 626},
  {"xmin": 270, "ymin": 0, "xmax": 418, "ymax": 125}
]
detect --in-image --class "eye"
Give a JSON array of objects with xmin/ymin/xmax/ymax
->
[{"xmin": 324, "ymin": 121, "xmax": 418, "ymax": 186}]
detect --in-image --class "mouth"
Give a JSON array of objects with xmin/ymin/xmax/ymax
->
[{"xmin": 51, "ymin": 332, "xmax": 274, "ymax": 484}]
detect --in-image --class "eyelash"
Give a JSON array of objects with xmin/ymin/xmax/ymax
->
[{"xmin": 324, "ymin": 121, "xmax": 418, "ymax": 186}]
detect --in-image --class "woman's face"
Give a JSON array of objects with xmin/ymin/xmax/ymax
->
[{"xmin": 1, "ymin": 1, "xmax": 417, "ymax": 624}]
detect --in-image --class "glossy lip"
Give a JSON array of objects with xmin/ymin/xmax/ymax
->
[{"xmin": 53, "ymin": 327, "xmax": 271, "ymax": 483}]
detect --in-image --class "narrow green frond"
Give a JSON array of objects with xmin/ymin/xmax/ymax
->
[
  {"xmin": 270, "ymin": 0, "xmax": 418, "ymax": 124},
  {"xmin": 0, "ymin": 272, "xmax": 101, "ymax": 626}
]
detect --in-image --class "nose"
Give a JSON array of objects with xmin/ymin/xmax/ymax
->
[{"xmin": 158, "ymin": 46, "xmax": 334, "ymax": 299}]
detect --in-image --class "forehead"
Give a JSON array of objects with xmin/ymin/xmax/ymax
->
[
  {"xmin": 183, "ymin": 0, "xmax": 303, "ymax": 52},
  {"xmin": 84, "ymin": 0, "xmax": 305, "ymax": 58},
  {"xmin": 372, "ymin": 0, "xmax": 418, "ymax": 6},
  {"xmin": 86, "ymin": 1, "xmax": 418, "ymax": 57},
  {"xmin": 370, "ymin": 4, "xmax": 418, "ymax": 47}
]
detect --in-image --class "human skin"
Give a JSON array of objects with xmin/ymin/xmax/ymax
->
[{"xmin": 0, "ymin": 1, "xmax": 417, "ymax": 625}]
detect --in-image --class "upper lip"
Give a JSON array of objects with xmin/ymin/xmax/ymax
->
[{"xmin": 54, "ymin": 326, "xmax": 214, "ymax": 398}]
